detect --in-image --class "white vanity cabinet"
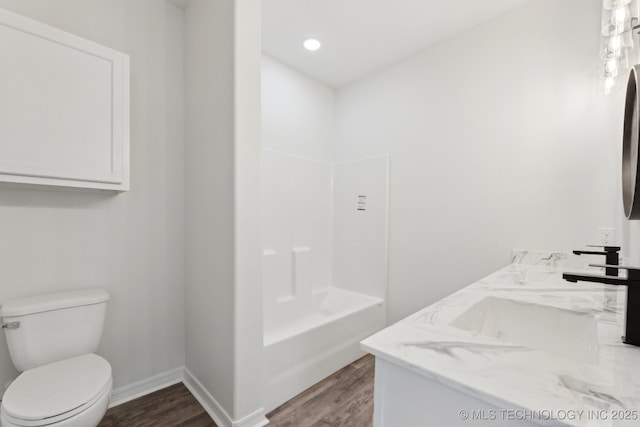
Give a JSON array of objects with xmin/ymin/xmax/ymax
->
[
  {"xmin": 373, "ymin": 358, "xmax": 542, "ymax": 427},
  {"xmin": 362, "ymin": 252, "xmax": 640, "ymax": 427},
  {"xmin": 0, "ymin": 8, "xmax": 130, "ymax": 191}
]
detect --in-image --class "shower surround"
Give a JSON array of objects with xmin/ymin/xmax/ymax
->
[{"xmin": 261, "ymin": 150, "xmax": 388, "ymax": 412}]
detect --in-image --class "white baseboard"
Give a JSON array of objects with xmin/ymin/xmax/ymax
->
[
  {"xmin": 108, "ymin": 366, "xmax": 269, "ymax": 427},
  {"xmin": 109, "ymin": 367, "xmax": 184, "ymax": 408},
  {"xmin": 232, "ymin": 409, "xmax": 269, "ymax": 427},
  {"xmin": 183, "ymin": 368, "xmax": 269, "ymax": 427}
]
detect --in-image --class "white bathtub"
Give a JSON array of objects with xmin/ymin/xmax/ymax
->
[{"xmin": 263, "ymin": 287, "xmax": 385, "ymax": 412}]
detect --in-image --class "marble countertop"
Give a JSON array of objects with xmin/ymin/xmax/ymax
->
[{"xmin": 361, "ymin": 250, "xmax": 640, "ymax": 427}]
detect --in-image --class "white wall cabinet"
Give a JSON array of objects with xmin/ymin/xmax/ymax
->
[{"xmin": 0, "ymin": 8, "xmax": 130, "ymax": 191}]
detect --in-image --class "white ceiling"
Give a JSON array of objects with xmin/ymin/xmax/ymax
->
[{"xmin": 262, "ymin": 0, "xmax": 532, "ymax": 88}]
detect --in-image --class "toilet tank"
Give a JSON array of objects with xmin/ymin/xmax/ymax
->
[{"xmin": 0, "ymin": 289, "xmax": 109, "ymax": 372}]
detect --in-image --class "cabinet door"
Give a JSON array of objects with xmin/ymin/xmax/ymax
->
[{"xmin": 0, "ymin": 8, "xmax": 130, "ymax": 191}]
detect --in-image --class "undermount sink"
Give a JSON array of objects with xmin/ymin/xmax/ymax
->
[{"xmin": 449, "ymin": 297, "xmax": 599, "ymax": 363}]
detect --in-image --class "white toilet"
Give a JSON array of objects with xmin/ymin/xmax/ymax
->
[{"xmin": 0, "ymin": 289, "xmax": 112, "ymax": 427}]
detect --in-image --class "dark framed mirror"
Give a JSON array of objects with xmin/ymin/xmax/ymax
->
[{"xmin": 623, "ymin": 65, "xmax": 640, "ymax": 219}]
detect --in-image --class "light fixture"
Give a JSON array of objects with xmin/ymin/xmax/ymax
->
[
  {"xmin": 606, "ymin": 57, "xmax": 620, "ymax": 76},
  {"xmin": 605, "ymin": 75, "xmax": 616, "ymax": 93},
  {"xmin": 601, "ymin": 0, "xmax": 640, "ymax": 93},
  {"xmin": 608, "ymin": 34, "xmax": 623, "ymax": 53},
  {"xmin": 603, "ymin": 0, "xmax": 632, "ymax": 10},
  {"xmin": 613, "ymin": 5, "xmax": 631, "ymax": 25},
  {"xmin": 303, "ymin": 38, "xmax": 321, "ymax": 52}
]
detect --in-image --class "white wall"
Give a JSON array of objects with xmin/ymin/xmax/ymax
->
[
  {"xmin": 0, "ymin": 0, "xmax": 185, "ymax": 398},
  {"xmin": 233, "ymin": 0, "xmax": 264, "ymax": 421},
  {"xmin": 185, "ymin": 0, "xmax": 265, "ymax": 425},
  {"xmin": 335, "ymin": 0, "xmax": 621, "ymax": 323},
  {"xmin": 262, "ymin": 55, "xmax": 335, "ymax": 161},
  {"xmin": 184, "ymin": 0, "xmax": 235, "ymax": 416}
]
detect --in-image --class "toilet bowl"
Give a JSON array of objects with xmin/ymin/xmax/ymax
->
[
  {"xmin": 0, "ymin": 354, "xmax": 112, "ymax": 427},
  {"xmin": 0, "ymin": 290, "xmax": 112, "ymax": 427}
]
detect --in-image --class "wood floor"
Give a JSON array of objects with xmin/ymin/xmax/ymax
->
[
  {"xmin": 98, "ymin": 383, "xmax": 215, "ymax": 427},
  {"xmin": 267, "ymin": 355, "xmax": 374, "ymax": 426},
  {"xmin": 98, "ymin": 354, "xmax": 374, "ymax": 427}
]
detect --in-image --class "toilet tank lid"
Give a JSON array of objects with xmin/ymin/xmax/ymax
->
[{"xmin": 0, "ymin": 289, "xmax": 109, "ymax": 317}]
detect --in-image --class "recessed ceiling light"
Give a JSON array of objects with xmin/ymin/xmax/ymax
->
[{"xmin": 303, "ymin": 38, "xmax": 321, "ymax": 52}]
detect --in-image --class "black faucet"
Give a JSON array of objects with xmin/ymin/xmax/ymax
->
[
  {"xmin": 572, "ymin": 245, "xmax": 620, "ymax": 276},
  {"xmin": 563, "ymin": 264, "xmax": 640, "ymax": 347}
]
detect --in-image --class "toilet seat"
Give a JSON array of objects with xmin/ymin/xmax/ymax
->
[{"xmin": 1, "ymin": 354, "xmax": 112, "ymax": 427}]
